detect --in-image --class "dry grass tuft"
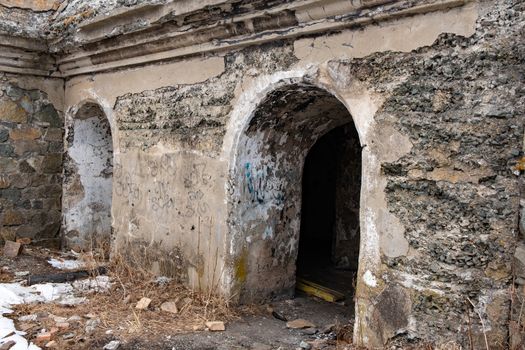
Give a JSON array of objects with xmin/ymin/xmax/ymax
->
[{"xmin": 10, "ymin": 250, "xmax": 237, "ymax": 349}]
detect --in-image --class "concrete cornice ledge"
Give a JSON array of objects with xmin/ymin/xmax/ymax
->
[{"xmin": 0, "ymin": 0, "xmax": 474, "ymax": 78}]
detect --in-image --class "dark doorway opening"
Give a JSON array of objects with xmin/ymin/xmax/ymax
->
[{"xmin": 296, "ymin": 122, "xmax": 361, "ymax": 300}]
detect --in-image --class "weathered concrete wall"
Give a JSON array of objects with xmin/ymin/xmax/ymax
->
[
  {"xmin": 82, "ymin": 1, "xmax": 523, "ymax": 348},
  {"xmin": 0, "ymin": 73, "xmax": 64, "ymax": 246},
  {"xmin": 62, "ymin": 102, "xmax": 113, "ymax": 251},
  {"xmin": 30, "ymin": 0, "xmax": 519, "ymax": 348}
]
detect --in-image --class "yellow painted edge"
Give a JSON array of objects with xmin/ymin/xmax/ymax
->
[{"xmin": 296, "ymin": 280, "xmax": 344, "ymax": 302}]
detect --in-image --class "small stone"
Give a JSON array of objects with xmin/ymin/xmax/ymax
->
[
  {"xmin": 205, "ymin": 321, "xmax": 225, "ymax": 331},
  {"xmin": 301, "ymin": 327, "xmax": 317, "ymax": 335},
  {"xmin": 45, "ymin": 340, "xmax": 57, "ymax": 348},
  {"xmin": 103, "ymin": 340, "xmax": 121, "ymax": 350},
  {"xmin": 176, "ymin": 297, "xmax": 193, "ymax": 310},
  {"xmin": 19, "ymin": 314, "xmax": 38, "ymax": 322},
  {"xmin": 14, "ymin": 271, "xmax": 29, "ymax": 277},
  {"xmin": 321, "ymin": 324, "xmax": 335, "ymax": 334},
  {"xmin": 3, "ymin": 241, "xmax": 22, "ymax": 258},
  {"xmin": 135, "ymin": 297, "xmax": 152, "ymax": 310},
  {"xmin": 67, "ymin": 315, "xmax": 82, "ymax": 322},
  {"xmin": 62, "ymin": 332, "xmax": 75, "ymax": 340},
  {"xmin": 251, "ymin": 343, "xmax": 272, "ymax": 350},
  {"xmin": 35, "ymin": 332, "xmax": 52, "ymax": 344},
  {"xmin": 286, "ymin": 319, "xmax": 315, "ymax": 329},
  {"xmin": 85, "ymin": 318, "xmax": 100, "ymax": 334},
  {"xmin": 56, "ymin": 322, "xmax": 69, "ymax": 330},
  {"xmin": 18, "ymin": 322, "xmax": 35, "ymax": 331},
  {"xmin": 299, "ymin": 341, "xmax": 311, "ymax": 350},
  {"xmin": 0, "ymin": 340, "xmax": 16, "ymax": 350},
  {"xmin": 49, "ymin": 327, "xmax": 58, "ymax": 336},
  {"xmin": 160, "ymin": 301, "xmax": 178, "ymax": 314}
]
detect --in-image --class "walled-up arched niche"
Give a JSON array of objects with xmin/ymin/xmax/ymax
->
[
  {"xmin": 63, "ymin": 102, "xmax": 113, "ymax": 252},
  {"xmin": 228, "ymin": 83, "xmax": 361, "ymax": 304}
]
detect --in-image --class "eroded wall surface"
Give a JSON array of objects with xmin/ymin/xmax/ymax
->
[
  {"xmin": 0, "ymin": 73, "xmax": 64, "ymax": 246},
  {"xmin": 88, "ymin": 1, "xmax": 524, "ymax": 348},
  {"xmin": 62, "ymin": 103, "xmax": 113, "ymax": 251},
  {"xmin": 1, "ymin": 0, "xmax": 520, "ymax": 348}
]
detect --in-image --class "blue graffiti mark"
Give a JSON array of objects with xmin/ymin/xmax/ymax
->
[
  {"xmin": 243, "ymin": 163, "xmax": 285, "ymax": 205},
  {"xmin": 263, "ymin": 226, "xmax": 273, "ymax": 240}
]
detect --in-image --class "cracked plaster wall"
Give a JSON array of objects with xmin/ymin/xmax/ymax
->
[
  {"xmin": 62, "ymin": 102, "xmax": 113, "ymax": 251},
  {"xmin": 20, "ymin": 0, "xmax": 523, "ymax": 348}
]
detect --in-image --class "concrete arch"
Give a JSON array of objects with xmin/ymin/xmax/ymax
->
[{"xmin": 221, "ymin": 65, "xmax": 399, "ymax": 346}]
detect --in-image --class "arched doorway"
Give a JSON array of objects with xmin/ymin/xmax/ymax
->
[
  {"xmin": 63, "ymin": 102, "xmax": 113, "ymax": 252},
  {"xmin": 297, "ymin": 122, "xmax": 361, "ymax": 299},
  {"xmin": 228, "ymin": 83, "xmax": 361, "ymax": 304}
]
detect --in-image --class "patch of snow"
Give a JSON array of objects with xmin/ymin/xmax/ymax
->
[
  {"xmin": 0, "ymin": 276, "xmax": 112, "ymax": 349},
  {"xmin": 47, "ymin": 258, "xmax": 86, "ymax": 270},
  {"xmin": 363, "ymin": 270, "xmax": 377, "ymax": 288}
]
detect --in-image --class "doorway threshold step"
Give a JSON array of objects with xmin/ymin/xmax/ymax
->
[{"xmin": 296, "ymin": 277, "xmax": 345, "ymax": 303}]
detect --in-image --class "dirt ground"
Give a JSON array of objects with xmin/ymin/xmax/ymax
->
[
  {"xmin": 112, "ymin": 296, "xmax": 353, "ymax": 350},
  {"xmin": 0, "ymin": 247, "xmax": 357, "ymax": 350}
]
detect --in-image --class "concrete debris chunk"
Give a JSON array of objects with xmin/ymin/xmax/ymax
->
[
  {"xmin": 103, "ymin": 340, "xmax": 121, "ymax": 350},
  {"xmin": 160, "ymin": 301, "xmax": 178, "ymax": 314},
  {"xmin": 135, "ymin": 297, "xmax": 152, "ymax": 310},
  {"xmin": 205, "ymin": 321, "xmax": 225, "ymax": 331},
  {"xmin": 3, "ymin": 241, "xmax": 21, "ymax": 258},
  {"xmin": 35, "ymin": 331, "xmax": 52, "ymax": 343},
  {"xmin": 0, "ymin": 340, "xmax": 16, "ymax": 350},
  {"xmin": 286, "ymin": 319, "xmax": 315, "ymax": 329},
  {"xmin": 85, "ymin": 318, "xmax": 100, "ymax": 334},
  {"xmin": 299, "ymin": 341, "xmax": 312, "ymax": 350},
  {"xmin": 45, "ymin": 340, "xmax": 57, "ymax": 348}
]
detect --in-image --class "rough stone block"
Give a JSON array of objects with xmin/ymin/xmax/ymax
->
[
  {"xmin": 10, "ymin": 127, "xmax": 42, "ymax": 141},
  {"xmin": 44, "ymin": 128, "xmax": 63, "ymax": 142},
  {"xmin": 18, "ymin": 160, "xmax": 36, "ymax": 173},
  {"xmin": 0, "ymin": 144, "xmax": 14, "ymax": 157},
  {"xmin": 8, "ymin": 174, "xmax": 30, "ymax": 189},
  {"xmin": 0, "ymin": 128, "xmax": 9, "ymax": 142},
  {"xmin": 2, "ymin": 209, "xmax": 26, "ymax": 226},
  {"xmin": 0, "ymin": 100, "xmax": 27, "ymax": 123},
  {"xmin": 0, "ymin": 158, "xmax": 18, "ymax": 173},
  {"xmin": 205, "ymin": 321, "xmax": 225, "ymax": 331},
  {"xmin": 42, "ymin": 154, "xmax": 62, "ymax": 174},
  {"xmin": 16, "ymin": 225, "xmax": 39, "ymax": 239},
  {"xmin": 0, "ymin": 175, "xmax": 9, "ymax": 189},
  {"xmin": 514, "ymin": 243, "xmax": 525, "ymax": 279},
  {"xmin": 13, "ymin": 140, "xmax": 45, "ymax": 156},
  {"xmin": 3, "ymin": 240, "xmax": 21, "ymax": 258},
  {"xmin": 34, "ymin": 105, "xmax": 61, "ymax": 127},
  {"xmin": 0, "ymin": 0, "xmax": 60, "ymax": 12},
  {"xmin": 0, "ymin": 227, "xmax": 16, "ymax": 242},
  {"xmin": 0, "ymin": 188, "xmax": 21, "ymax": 203}
]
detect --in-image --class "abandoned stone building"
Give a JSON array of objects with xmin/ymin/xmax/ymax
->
[{"xmin": 0, "ymin": 0, "xmax": 523, "ymax": 348}]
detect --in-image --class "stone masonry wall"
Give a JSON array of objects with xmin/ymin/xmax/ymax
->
[{"xmin": 0, "ymin": 76, "xmax": 63, "ymax": 246}]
